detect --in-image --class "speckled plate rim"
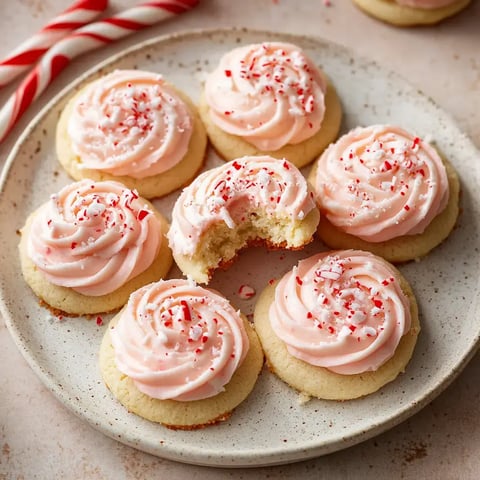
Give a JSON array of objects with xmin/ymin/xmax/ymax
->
[{"xmin": 1, "ymin": 28, "xmax": 479, "ymax": 467}]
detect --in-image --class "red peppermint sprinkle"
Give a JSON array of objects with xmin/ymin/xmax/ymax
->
[
  {"xmin": 296, "ymin": 276, "xmax": 303, "ymax": 286},
  {"xmin": 202, "ymin": 335, "xmax": 208, "ymax": 343},
  {"xmin": 180, "ymin": 300, "xmax": 192, "ymax": 321},
  {"xmin": 307, "ymin": 312, "xmax": 313, "ymax": 319},
  {"xmin": 404, "ymin": 205, "xmax": 410, "ymax": 211},
  {"xmin": 373, "ymin": 299, "xmax": 383, "ymax": 308},
  {"xmin": 71, "ymin": 242, "xmax": 77, "ymax": 249},
  {"xmin": 137, "ymin": 209, "xmax": 149, "ymax": 220},
  {"xmin": 384, "ymin": 160, "xmax": 392, "ymax": 171},
  {"xmin": 96, "ymin": 316, "xmax": 103, "ymax": 326},
  {"xmin": 232, "ymin": 160, "xmax": 242, "ymax": 170},
  {"xmin": 224, "ymin": 69, "xmax": 232, "ymax": 77}
]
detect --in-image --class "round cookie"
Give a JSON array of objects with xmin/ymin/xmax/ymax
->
[
  {"xmin": 19, "ymin": 180, "xmax": 172, "ymax": 315},
  {"xmin": 99, "ymin": 279, "xmax": 264, "ymax": 429},
  {"xmin": 254, "ymin": 250, "xmax": 420, "ymax": 400},
  {"xmin": 168, "ymin": 155, "xmax": 320, "ymax": 284},
  {"xmin": 352, "ymin": 0, "xmax": 471, "ymax": 26},
  {"xmin": 308, "ymin": 125, "xmax": 460, "ymax": 263},
  {"xmin": 198, "ymin": 42, "xmax": 342, "ymax": 168},
  {"xmin": 56, "ymin": 70, "xmax": 207, "ymax": 199}
]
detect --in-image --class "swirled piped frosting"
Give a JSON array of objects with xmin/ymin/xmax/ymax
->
[
  {"xmin": 204, "ymin": 42, "xmax": 327, "ymax": 151},
  {"xmin": 27, "ymin": 180, "xmax": 162, "ymax": 296},
  {"xmin": 269, "ymin": 250, "xmax": 411, "ymax": 375},
  {"xmin": 312, "ymin": 125, "xmax": 449, "ymax": 242},
  {"xmin": 110, "ymin": 279, "xmax": 249, "ymax": 401},
  {"xmin": 167, "ymin": 155, "xmax": 318, "ymax": 256},
  {"xmin": 67, "ymin": 70, "xmax": 193, "ymax": 179},
  {"xmin": 395, "ymin": 0, "xmax": 458, "ymax": 8}
]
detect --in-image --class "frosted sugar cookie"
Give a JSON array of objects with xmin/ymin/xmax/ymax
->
[
  {"xmin": 168, "ymin": 155, "xmax": 320, "ymax": 283},
  {"xmin": 352, "ymin": 0, "xmax": 471, "ymax": 26},
  {"xmin": 199, "ymin": 42, "xmax": 342, "ymax": 168},
  {"xmin": 19, "ymin": 180, "xmax": 172, "ymax": 315},
  {"xmin": 56, "ymin": 70, "xmax": 207, "ymax": 199},
  {"xmin": 254, "ymin": 250, "xmax": 420, "ymax": 400},
  {"xmin": 308, "ymin": 125, "xmax": 459, "ymax": 262},
  {"xmin": 99, "ymin": 279, "xmax": 264, "ymax": 429}
]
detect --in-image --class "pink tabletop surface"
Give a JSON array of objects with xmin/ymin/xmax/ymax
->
[{"xmin": 1, "ymin": 1, "xmax": 479, "ymax": 478}]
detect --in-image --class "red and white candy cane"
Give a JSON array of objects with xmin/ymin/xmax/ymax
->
[
  {"xmin": 0, "ymin": 0, "xmax": 199, "ymax": 143},
  {"xmin": 0, "ymin": 0, "xmax": 108, "ymax": 88}
]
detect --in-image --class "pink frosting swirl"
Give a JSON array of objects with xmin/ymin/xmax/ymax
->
[
  {"xmin": 395, "ymin": 0, "xmax": 458, "ymax": 8},
  {"xmin": 204, "ymin": 42, "xmax": 327, "ymax": 151},
  {"xmin": 67, "ymin": 70, "xmax": 193, "ymax": 179},
  {"xmin": 312, "ymin": 125, "xmax": 449, "ymax": 242},
  {"xmin": 269, "ymin": 250, "xmax": 412, "ymax": 374},
  {"xmin": 168, "ymin": 155, "xmax": 317, "ymax": 256},
  {"xmin": 110, "ymin": 279, "xmax": 249, "ymax": 401},
  {"xmin": 27, "ymin": 180, "xmax": 162, "ymax": 296}
]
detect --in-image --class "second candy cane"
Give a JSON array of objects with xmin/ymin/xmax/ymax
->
[
  {"xmin": 0, "ymin": 0, "xmax": 199, "ymax": 143},
  {"xmin": 0, "ymin": 0, "xmax": 108, "ymax": 88}
]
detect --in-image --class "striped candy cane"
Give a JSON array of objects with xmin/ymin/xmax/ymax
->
[
  {"xmin": 0, "ymin": 0, "xmax": 108, "ymax": 88},
  {"xmin": 0, "ymin": 0, "xmax": 200, "ymax": 143}
]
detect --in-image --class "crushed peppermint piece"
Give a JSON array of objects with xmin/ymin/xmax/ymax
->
[{"xmin": 237, "ymin": 284, "xmax": 256, "ymax": 300}]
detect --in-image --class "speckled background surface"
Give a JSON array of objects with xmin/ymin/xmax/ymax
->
[{"xmin": 1, "ymin": 1, "xmax": 479, "ymax": 478}]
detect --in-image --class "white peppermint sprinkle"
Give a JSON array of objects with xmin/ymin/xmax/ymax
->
[
  {"xmin": 350, "ymin": 310, "xmax": 367, "ymax": 325},
  {"xmin": 338, "ymin": 325, "xmax": 352, "ymax": 339},
  {"xmin": 86, "ymin": 201, "xmax": 106, "ymax": 217},
  {"xmin": 362, "ymin": 326, "xmax": 377, "ymax": 337},
  {"xmin": 189, "ymin": 325, "xmax": 203, "ymax": 341}
]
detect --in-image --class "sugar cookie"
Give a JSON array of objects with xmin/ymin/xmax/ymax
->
[
  {"xmin": 100, "ymin": 279, "xmax": 264, "ymax": 429},
  {"xmin": 254, "ymin": 250, "xmax": 420, "ymax": 400}
]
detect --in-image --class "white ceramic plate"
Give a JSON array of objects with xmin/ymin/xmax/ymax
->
[{"xmin": 1, "ymin": 29, "xmax": 479, "ymax": 468}]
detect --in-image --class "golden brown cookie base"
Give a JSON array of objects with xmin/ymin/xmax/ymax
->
[
  {"xmin": 19, "ymin": 206, "xmax": 173, "ymax": 316},
  {"xmin": 198, "ymin": 80, "xmax": 342, "ymax": 168},
  {"xmin": 309, "ymin": 154, "xmax": 460, "ymax": 263},
  {"xmin": 352, "ymin": 0, "xmax": 471, "ymax": 26},
  {"xmin": 254, "ymin": 266, "xmax": 420, "ymax": 400},
  {"xmin": 56, "ymin": 82, "xmax": 208, "ymax": 199},
  {"xmin": 99, "ymin": 316, "xmax": 264, "ymax": 428}
]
